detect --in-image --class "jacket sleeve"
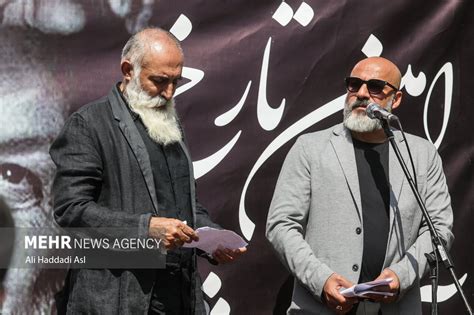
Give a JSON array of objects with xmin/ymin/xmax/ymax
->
[
  {"xmin": 388, "ymin": 144, "xmax": 454, "ymax": 297},
  {"xmin": 195, "ymin": 200, "xmax": 221, "ymax": 229},
  {"xmin": 50, "ymin": 113, "xmax": 152, "ymax": 239},
  {"xmin": 266, "ymin": 137, "xmax": 334, "ymax": 302}
]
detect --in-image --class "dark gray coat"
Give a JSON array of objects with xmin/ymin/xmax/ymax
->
[{"xmin": 50, "ymin": 85, "xmax": 217, "ymax": 314}]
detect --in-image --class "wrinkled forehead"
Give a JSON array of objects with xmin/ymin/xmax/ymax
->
[{"xmin": 0, "ymin": 89, "xmax": 66, "ymax": 150}]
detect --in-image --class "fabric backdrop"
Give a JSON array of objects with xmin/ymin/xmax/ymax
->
[{"xmin": 0, "ymin": 1, "xmax": 472, "ymax": 314}]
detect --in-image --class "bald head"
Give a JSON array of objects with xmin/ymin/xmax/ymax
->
[
  {"xmin": 121, "ymin": 27, "xmax": 183, "ymax": 68},
  {"xmin": 351, "ymin": 57, "xmax": 402, "ymax": 89},
  {"xmin": 120, "ymin": 27, "xmax": 184, "ymax": 104},
  {"xmin": 343, "ymin": 57, "xmax": 404, "ymax": 140}
]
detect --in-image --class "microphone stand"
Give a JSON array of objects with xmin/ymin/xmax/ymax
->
[
  {"xmin": 425, "ymin": 251, "xmax": 439, "ymax": 315},
  {"xmin": 381, "ymin": 120, "xmax": 472, "ymax": 315}
]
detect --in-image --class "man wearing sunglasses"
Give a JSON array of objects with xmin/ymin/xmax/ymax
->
[{"xmin": 267, "ymin": 57, "xmax": 453, "ymax": 314}]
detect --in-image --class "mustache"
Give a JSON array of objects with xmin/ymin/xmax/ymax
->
[
  {"xmin": 349, "ymin": 99, "xmax": 370, "ymax": 110},
  {"xmin": 147, "ymin": 95, "xmax": 169, "ymax": 109}
]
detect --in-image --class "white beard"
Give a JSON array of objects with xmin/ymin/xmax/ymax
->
[
  {"xmin": 343, "ymin": 99, "xmax": 392, "ymax": 133},
  {"xmin": 124, "ymin": 76, "xmax": 182, "ymax": 146}
]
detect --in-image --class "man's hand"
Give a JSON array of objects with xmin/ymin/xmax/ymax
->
[
  {"xmin": 323, "ymin": 273, "xmax": 358, "ymax": 314},
  {"xmin": 364, "ymin": 268, "xmax": 400, "ymax": 303},
  {"xmin": 148, "ymin": 217, "xmax": 198, "ymax": 250},
  {"xmin": 212, "ymin": 247, "xmax": 247, "ymax": 264}
]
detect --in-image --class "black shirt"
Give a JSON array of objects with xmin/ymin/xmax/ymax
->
[
  {"xmin": 134, "ymin": 119, "xmax": 193, "ymax": 315},
  {"xmin": 134, "ymin": 120, "xmax": 194, "ymax": 226},
  {"xmin": 119, "ymin": 89, "xmax": 194, "ymax": 314},
  {"xmin": 353, "ymin": 138, "xmax": 390, "ymax": 283}
]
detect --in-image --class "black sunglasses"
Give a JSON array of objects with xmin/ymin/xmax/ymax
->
[{"xmin": 345, "ymin": 77, "xmax": 399, "ymax": 94}]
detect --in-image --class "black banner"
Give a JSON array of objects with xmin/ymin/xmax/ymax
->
[{"xmin": 0, "ymin": 1, "xmax": 472, "ymax": 314}]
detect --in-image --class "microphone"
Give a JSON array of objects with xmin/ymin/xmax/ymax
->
[{"xmin": 366, "ymin": 103, "xmax": 398, "ymax": 121}]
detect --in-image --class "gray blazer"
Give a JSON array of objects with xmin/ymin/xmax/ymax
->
[
  {"xmin": 50, "ymin": 85, "xmax": 217, "ymax": 314},
  {"xmin": 266, "ymin": 123, "xmax": 454, "ymax": 315}
]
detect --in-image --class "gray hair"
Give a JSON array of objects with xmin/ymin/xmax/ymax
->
[{"xmin": 121, "ymin": 27, "xmax": 183, "ymax": 68}]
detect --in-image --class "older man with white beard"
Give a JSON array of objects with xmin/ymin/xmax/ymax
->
[
  {"xmin": 50, "ymin": 27, "xmax": 245, "ymax": 315},
  {"xmin": 266, "ymin": 57, "xmax": 453, "ymax": 314}
]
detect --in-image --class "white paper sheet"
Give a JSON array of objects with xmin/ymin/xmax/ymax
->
[
  {"xmin": 339, "ymin": 278, "xmax": 394, "ymax": 298},
  {"xmin": 183, "ymin": 227, "xmax": 248, "ymax": 254}
]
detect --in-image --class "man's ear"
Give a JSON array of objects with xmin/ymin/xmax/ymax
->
[
  {"xmin": 121, "ymin": 61, "xmax": 133, "ymax": 82},
  {"xmin": 392, "ymin": 91, "xmax": 403, "ymax": 110}
]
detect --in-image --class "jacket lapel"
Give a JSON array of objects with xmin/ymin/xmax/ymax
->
[
  {"xmin": 178, "ymin": 139, "xmax": 197, "ymax": 227},
  {"xmin": 330, "ymin": 124, "xmax": 362, "ymax": 221},
  {"xmin": 387, "ymin": 129, "xmax": 409, "ymax": 238},
  {"xmin": 108, "ymin": 86, "xmax": 159, "ymax": 214},
  {"xmin": 388, "ymin": 130, "xmax": 408, "ymax": 204},
  {"xmin": 330, "ymin": 124, "xmax": 411, "ymax": 263}
]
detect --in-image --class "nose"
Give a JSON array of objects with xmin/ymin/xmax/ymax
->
[
  {"xmin": 355, "ymin": 82, "xmax": 370, "ymax": 100},
  {"xmin": 160, "ymin": 82, "xmax": 175, "ymax": 101}
]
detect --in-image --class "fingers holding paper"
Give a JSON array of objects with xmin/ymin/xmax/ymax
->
[
  {"xmin": 365, "ymin": 268, "xmax": 400, "ymax": 303},
  {"xmin": 182, "ymin": 227, "xmax": 248, "ymax": 263},
  {"xmin": 149, "ymin": 217, "xmax": 199, "ymax": 250},
  {"xmin": 212, "ymin": 247, "xmax": 247, "ymax": 264},
  {"xmin": 323, "ymin": 273, "xmax": 358, "ymax": 314}
]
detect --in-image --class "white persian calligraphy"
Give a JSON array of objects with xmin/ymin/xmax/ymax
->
[
  {"xmin": 401, "ymin": 64, "xmax": 427, "ymax": 97},
  {"xmin": 257, "ymin": 37, "xmax": 286, "ymax": 131},
  {"xmin": 272, "ymin": 1, "xmax": 314, "ymax": 27},
  {"xmin": 169, "ymin": 14, "xmax": 192, "ymax": 41},
  {"xmin": 214, "ymin": 81, "xmax": 252, "ymax": 127},
  {"xmin": 361, "ymin": 34, "xmax": 383, "ymax": 57},
  {"xmin": 193, "ymin": 131, "xmax": 242, "ymax": 179},
  {"xmin": 423, "ymin": 62, "xmax": 453, "ymax": 148},
  {"xmin": 421, "ymin": 274, "xmax": 467, "ymax": 302},
  {"xmin": 239, "ymin": 95, "xmax": 345, "ymax": 240}
]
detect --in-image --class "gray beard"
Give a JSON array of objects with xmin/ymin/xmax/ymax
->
[
  {"xmin": 343, "ymin": 99, "xmax": 391, "ymax": 133},
  {"xmin": 124, "ymin": 77, "xmax": 182, "ymax": 146}
]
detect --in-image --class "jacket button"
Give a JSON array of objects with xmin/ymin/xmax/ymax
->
[
  {"xmin": 352, "ymin": 264, "xmax": 359, "ymax": 272},
  {"xmin": 356, "ymin": 227, "xmax": 362, "ymax": 234}
]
